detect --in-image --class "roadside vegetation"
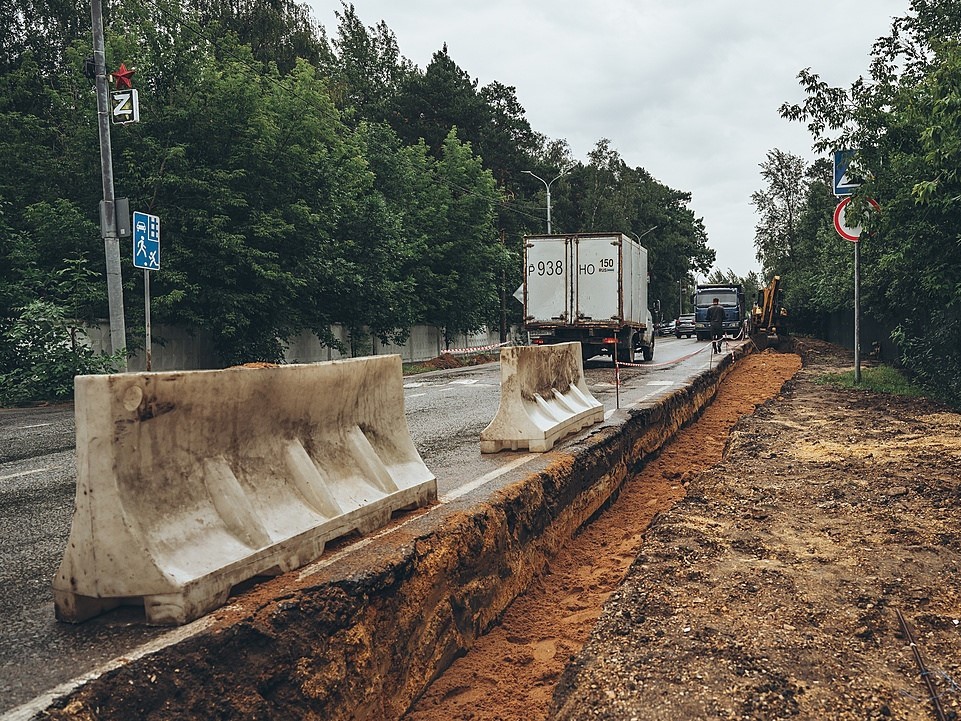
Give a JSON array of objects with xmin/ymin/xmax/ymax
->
[
  {"xmin": 816, "ymin": 363, "xmax": 929, "ymax": 399},
  {"xmin": 0, "ymin": 0, "xmax": 713, "ymax": 405},
  {"xmin": 3, "ymin": 1, "xmax": 959, "ymax": 409},
  {"xmin": 752, "ymin": 4, "xmax": 961, "ymax": 409}
]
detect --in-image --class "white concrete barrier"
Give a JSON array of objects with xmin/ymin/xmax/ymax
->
[
  {"xmin": 53, "ymin": 356, "xmax": 436, "ymax": 625},
  {"xmin": 480, "ymin": 342, "xmax": 604, "ymax": 453}
]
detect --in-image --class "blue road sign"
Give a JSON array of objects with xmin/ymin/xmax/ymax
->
[
  {"xmin": 833, "ymin": 149, "xmax": 861, "ymax": 196},
  {"xmin": 133, "ymin": 211, "xmax": 160, "ymax": 270}
]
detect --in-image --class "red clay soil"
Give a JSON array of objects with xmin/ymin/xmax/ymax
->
[{"xmin": 403, "ymin": 350, "xmax": 804, "ymax": 720}]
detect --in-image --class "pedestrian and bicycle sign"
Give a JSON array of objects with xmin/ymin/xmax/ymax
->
[{"xmin": 132, "ymin": 211, "xmax": 160, "ymax": 270}]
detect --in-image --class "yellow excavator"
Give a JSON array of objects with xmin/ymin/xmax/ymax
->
[{"xmin": 750, "ymin": 275, "xmax": 789, "ymax": 349}]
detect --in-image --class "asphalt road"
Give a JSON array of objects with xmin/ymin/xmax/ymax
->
[{"xmin": 0, "ymin": 335, "xmax": 729, "ymax": 715}]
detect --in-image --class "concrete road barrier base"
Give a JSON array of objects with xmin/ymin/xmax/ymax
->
[
  {"xmin": 480, "ymin": 342, "xmax": 604, "ymax": 453},
  {"xmin": 53, "ymin": 356, "xmax": 435, "ymax": 626}
]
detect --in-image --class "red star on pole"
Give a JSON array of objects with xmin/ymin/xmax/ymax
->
[{"xmin": 111, "ymin": 63, "xmax": 135, "ymax": 89}]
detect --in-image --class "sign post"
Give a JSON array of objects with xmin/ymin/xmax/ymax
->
[
  {"xmin": 90, "ymin": 0, "xmax": 127, "ymax": 369},
  {"xmin": 133, "ymin": 211, "xmax": 160, "ymax": 370},
  {"xmin": 833, "ymin": 195, "xmax": 880, "ymax": 383}
]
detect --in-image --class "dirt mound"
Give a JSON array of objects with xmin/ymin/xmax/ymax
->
[
  {"xmin": 418, "ymin": 353, "xmax": 499, "ymax": 371},
  {"xmin": 404, "ymin": 347, "xmax": 805, "ymax": 720},
  {"xmin": 548, "ymin": 338, "xmax": 961, "ymax": 720}
]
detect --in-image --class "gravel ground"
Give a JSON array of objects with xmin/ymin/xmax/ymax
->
[
  {"xmin": 549, "ymin": 338, "xmax": 961, "ymax": 720},
  {"xmin": 405, "ymin": 345, "xmax": 805, "ymax": 720}
]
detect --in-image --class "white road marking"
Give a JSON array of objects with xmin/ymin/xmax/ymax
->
[
  {"xmin": 403, "ymin": 382, "xmax": 425, "ymax": 388},
  {"xmin": 439, "ymin": 455, "xmax": 538, "ymax": 503},
  {"xmin": 19, "ymin": 423, "xmax": 52, "ymax": 429},
  {"xmin": 449, "ymin": 379, "xmax": 479, "ymax": 385},
  {"xmin": 405, "ymin": 393, "xmax": 426, "ymax": 399},
  {"xmin": 647, "ymin": 380, "xmax": 674, "ymax": 386},
  {"xmin": 1, "ymin": 617, "xmax": 216, "ymax": 721},
  {"xmin": 0, "ymin": 468, "xmax": 51, "ymax": 482}
]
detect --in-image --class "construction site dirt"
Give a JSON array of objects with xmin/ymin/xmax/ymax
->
[
  {"xmin": 37, "ymin": 339, "xmax": 961, "ymax": 720},
  {"xmin": 405, "ymin": 339, "xmax": 961, "ymax": 721}
]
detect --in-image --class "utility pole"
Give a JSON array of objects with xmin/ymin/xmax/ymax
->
[
  {"xmin": 854, "ymin": 239, "xmax": 861, "ymax": 384},
  {"xmin": 523, "ymin": 167, "xmax": 570, "ymax": 234},
  {"xmin": 91, "ymin": 0, "xmax": 127, "ymax": 370}
]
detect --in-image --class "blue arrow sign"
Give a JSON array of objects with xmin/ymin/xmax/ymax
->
[
  {"xmin": 132, "ymin": 211, "xmax": 160, "ymax": 270},
  {"xmin": 833, "ymin": 149, "xmax": 861, "ymax": 196}
]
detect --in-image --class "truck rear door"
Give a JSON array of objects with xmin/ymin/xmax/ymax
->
[
  {"xmin": 574, "ymin": 235, "xmax": 620, "ymax": 323},
  {"xmin": 524, "ymin": 236, "xmax": 571, "ymax": 324}
]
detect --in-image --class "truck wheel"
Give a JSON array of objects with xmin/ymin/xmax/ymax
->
[
  {"xmin": 643, "ymin": 341, "xmax": 654, "ymax": 362},
  {"xmin": 616, "ymin": 335, "xmax": 636, "ymax": 364}
]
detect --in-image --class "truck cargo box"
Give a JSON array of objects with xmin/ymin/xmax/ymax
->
[
  {"xmin": 524, "ymin": 233, "xmax": 648, "ymax": 328},
  {"xmin": 522, "ymin": 233, "xmax": 654, "ymax": 364}
]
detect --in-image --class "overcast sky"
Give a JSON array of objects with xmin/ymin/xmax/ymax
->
[{"xmin": 306, "ymin": 0, "xmax": 910, "ymax": 278}]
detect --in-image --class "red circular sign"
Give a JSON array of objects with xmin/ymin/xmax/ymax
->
[{"xmin": 833, "ymin": 197, "xmax": 880, "ymax": 242}]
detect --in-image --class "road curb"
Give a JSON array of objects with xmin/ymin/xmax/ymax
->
[{"xmin": 28, "ymin": 345, "xmax": 754, "ymax": 721}]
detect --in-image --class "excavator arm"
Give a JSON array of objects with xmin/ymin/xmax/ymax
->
[
  {"xmin": 759, "ymin": 275, "xmax": 781, "ymax": 328},
  {"xmin": 751, "ymin": 276, "xmax": 787, "ymax": 349}
]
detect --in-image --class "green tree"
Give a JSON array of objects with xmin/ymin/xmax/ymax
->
[
  {"xmin": 779, "ymin": 0, "xmax": 961, "ymax": 406},
  {"xmin": 424, "ymin": 129, "xmax": 506, "ymax": 344},
  {"xmin": 750, "ymin": 149, "xmax": 807, "ymax": 278},
  {"xmin": 322, "ymin": 2, "xmax": 411, "ymax": 124},
  {"xmin": 392, "ymin": 45, "xmax": 489, "ymax": 158}
]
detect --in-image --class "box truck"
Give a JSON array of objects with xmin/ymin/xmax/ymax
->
[{"xmin": 522, "ymin": 233, "xmax": 655, "ymax": 364}]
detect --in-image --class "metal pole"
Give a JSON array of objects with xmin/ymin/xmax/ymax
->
[
  {"xmin": 144, "ymin": 270, "xmax": 152, "ymax": 371},
  {"xmin": 613, "ymin": 340, "xmax": 620, "ymax": 409},
  {"xmin": 897, "ymin": 609, "xmax": 948, "ymax": 721},
  {"xmin": 545, "ymin": 184, "xmax": 552, "ymax": 234},
  {"xmin": 92, "ymin": 0, "xmax": 127, "ymax": 370},
  {"xmin": 854, "ymin": 238, "xmax": 861, "ymax": 384},
  {"xmin": 523, "ymin": 167, "xmax": 570, "ymax": 235}
]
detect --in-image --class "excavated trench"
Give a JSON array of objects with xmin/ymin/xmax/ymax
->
[{"xmin": 39, "ymin": 343, "xmax": 797, "ymax": 721}]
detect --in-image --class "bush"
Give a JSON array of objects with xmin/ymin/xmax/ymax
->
[
  {"xmin": 0, "ymin": 300, "xmax": 124, "ymax": 406},
  {"xmin": 815, "ymin": 363, "xmax": 929, "ymax": 400}
]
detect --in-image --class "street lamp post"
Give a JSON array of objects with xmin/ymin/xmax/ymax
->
[
  {"xmin": 630, "ymin": 226, "xmax": 658, "ymax": 243},
  {"xmin": 91, "ymin": 0, "xmax": 127, "ymax": 368},
  {"xmin": 523, "ymin": 167, "xmax": 569, "ymax": 233}
]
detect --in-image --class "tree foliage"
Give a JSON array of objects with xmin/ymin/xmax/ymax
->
[
  {"xmin": 1, "ymin": 0, "xmax": 719, "ymax": 398},
  {"xmin": 775, "ymin": 0, "xmax": 961, "ymax": 407}
]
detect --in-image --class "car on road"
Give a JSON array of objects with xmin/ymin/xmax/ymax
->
[
  {"xmin": 675, "ymin": 313, "xmax": 695, "ymax": 338},
  {"xmin": 657, "ymin": 319, "xmax": 676, "ymax": 336}
]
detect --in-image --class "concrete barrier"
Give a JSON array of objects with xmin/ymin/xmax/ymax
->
[
  {"xmin": 53, "ymin": 356, "xmax": 436, "ymax": 626},
  {"xmin": 480, "ymin": 342, "xmax": 604, "ymax": 453}
]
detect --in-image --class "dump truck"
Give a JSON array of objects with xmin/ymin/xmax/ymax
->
[
  {"xmin": 693, "ymin": 282, "xmax": 746, "ymax": 341},
  {"xmin": 522, "ymin": 232, "xmax": 655, "ymax": 364},
  {"xmin": 750, "ymin": 275, "xmax": 789, "ymax": 349}
]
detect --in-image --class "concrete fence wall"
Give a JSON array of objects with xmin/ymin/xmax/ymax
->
[{"xmin": 84, "ymin": 323, "xmax": 511, "ymax": 372}]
